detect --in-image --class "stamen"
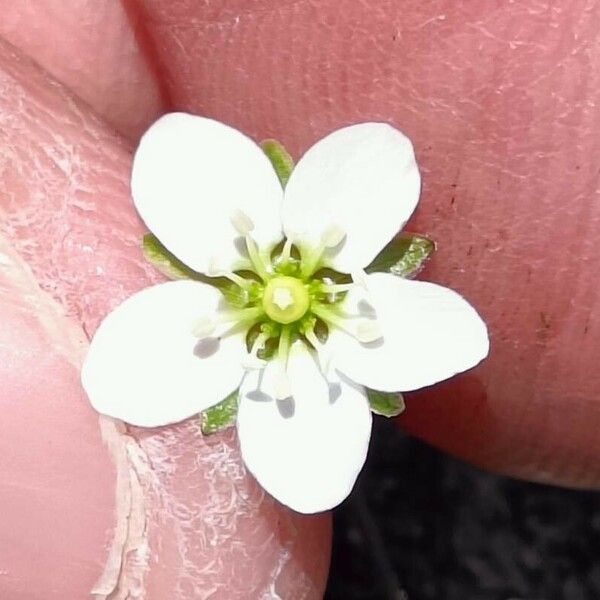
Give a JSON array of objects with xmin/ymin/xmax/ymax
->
[
  {"xmin": 304, "ymin": 326, "xmax": 322, "ymax": 352},
  {"xmin": 300, "ymin": 225, "xmax": 346, "ymax": 278},
  {"xmin": 242, "ymin": 333, "xmax": 268, "ymax": 370},
  {"xmin": 274, "ymin": 369, "xmax": 292, "ymax": 400},
  {"xmin": 245, "ymin": 234, "xmax": 272, "ymax": 282},
  {"xmin": 229, "ymin": 210, "xmax": 272, "ymax": 281},
  {"xmin": 277, "ymin": 325, "xmax": 292, "ymax": 364},
  {"xmin": 351, "ymin": 269, "xmax": 369, "ymax": 290},
  {"xmin": 336, "ymin": 303, "xmax": 377, "ymax": 320},
  {"xmin": 243, "ymin": 356, "xmax": 267, "ymax": 370},
  {"xmin": 355, "ymin": 320, "xmax": 383, "ymax": 343},
  {"xmin": 303, "ymin": 326, "xmax": 342, "ymax": 396},
  {"xmin": 191, "ymin": 306, "xmax": 264, "ymax": 339},
  {"xmin": 280, "ymin": 237, "xmax": 294, "ymax": 265},
  {"xmin": 230, "ymin": 209, "xmax": 255, "ymax": 235},
  {"xmin": 191, "ymin": 316, "xmax": 216, "ymax": 339},
  {"xmin": 317, "ymin": 282, "xmax": 355, "ymax": 295},
  {"xmin": 285, "ymin": 228, "xmax": 301, "ymax": 242},
  {"xmin": 300, "ymin": 252, "xmax": 319, "ymax": 279},
  {"xmin": 207, "ymin": 259, "xmax": 253, "ymax": 290},
  {"xmin": 311, "ymin": 303, "xmax": 383, "ymax": 344},
  {"xmin": 304, "ymin": 327, "xmax": 333, "ymax": 375},
  {"xmin": 274, "ymin": 326, "xmax": 292, "ymax": 400},
  {"xmin": 321, "ymin": 225, "xmax": 346, "ymax": 249},
  {"xmin": 206, "ymin": 258, "xmax": 223, "ymax": 278}
]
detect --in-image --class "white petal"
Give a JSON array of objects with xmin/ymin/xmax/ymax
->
[
  {"xmin": 81, "ymin": 280, "xmax": 246, "ymax": 427},
  {"xmin": 329, "ymin": 273, "xmax": 489, "ymax": 392},
  {"xmin": 132, "ymin": 113, "xmax": 283, "ymax": 273},
  {"xmin": 282, "ymin": 123, "xmax": 420, "ymax": 273},
  {"xmin": 237, "ymin": 343, "xmax": 372, "ymax": 514}
]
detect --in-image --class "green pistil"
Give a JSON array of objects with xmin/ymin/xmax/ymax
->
[{"xmin": 262, "ymin": 276, "xmax": 310, "ymax": 324}]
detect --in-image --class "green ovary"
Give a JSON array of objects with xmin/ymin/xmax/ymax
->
[{"xmin": 262, "ymin": 276, "xmax": 310, "ymax": 324}]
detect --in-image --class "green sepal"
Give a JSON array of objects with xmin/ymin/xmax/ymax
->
[
  {"xmin": 200, "ymin": 390, "xmax": 239, "ymax": 435},
  {"xmin": 142, "ymin": 233, "xmax": 203, "ymax": 281},
  {"xmin": 261, "ymin": 139, "xmax": 294, "ymax": 187},
  {"xmin": 142, "ymin": 233, "xmax": 250, "ymax": 307},
  {"xmin": 366, "ymin": 234, "xmax": 435, "ymax": 279},
  {"xmin": 367, "ymin": 389, "xmax": 405, "ymax": 418}
]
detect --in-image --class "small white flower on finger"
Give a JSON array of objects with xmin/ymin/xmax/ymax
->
[{"xmin": 81, "ymin": 113, "xmax": 489, "ymax": 514}]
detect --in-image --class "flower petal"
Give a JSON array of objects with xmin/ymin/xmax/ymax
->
[
  {"xmin": 237, "ymin": 343, "xmax": 372, "ymax": 514},
  {"xmin": 282, "ymin": 122, "xmax": 420, "ymax": 273},
  {"xmin": 131, "ymin": 113, "xmax": 283, "ymax": 273},
  {"xmin": 329, "ymin": 273, "xmax": 489, "ymax": 392},
  {"xmin": 81, "ymin": 280, "xmax": 246, "ymax": 427}
]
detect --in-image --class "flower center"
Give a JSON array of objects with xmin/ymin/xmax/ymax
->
[
  {"xmin": 262, "ymin": 276, "xmax": 310, "ymax": 324},
  {"xmin": 191, "ymin": 210, "xmax": 383, "ymax": 393}
]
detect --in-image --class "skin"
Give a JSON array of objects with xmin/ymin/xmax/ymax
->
[{"xmin": 0, "ymin": 0, "xmax": 599, "ymax": 596}]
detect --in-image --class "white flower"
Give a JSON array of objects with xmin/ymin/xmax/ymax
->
[{"xmin": 81, "ymin": 113, "xmax": 489, "ymax": 514}]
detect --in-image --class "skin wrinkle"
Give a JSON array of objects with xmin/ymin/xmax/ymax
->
[
  {"xmin": 136, "ymin": 0, "xmax": 600, "ymax": 491},
  {"xmin": 0, "ymin": 39, "xmax": 157, "ymax": 333},
  {"xmin": 0, "ymin": 36, "xmax": 330, "ymax": 599},
  {"xmin": 135, "ymin": 424, "xmax": 327, "ymax": 598},
  {"xmin": 93, "ymin": 419, "xmax": 150, "ymax": 600}
]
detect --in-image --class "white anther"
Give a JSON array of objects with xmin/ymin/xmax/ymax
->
[
  {"xmin": 351, "ymin": 269, "xmax": 369, "ymax": 290},
  {"xmin": 206, "ymin": 257, "xmax": 224, "ymax": 277},
  {"xmin": 355, "ymin": 320, "xmax": 383, "ymax": 343},
  {"xmin": 191, "ymin": 316, "xmax": 217, "ymax": 339},
  {"xmin": 321, "ymin": 225, "xmax": 346, "ymax": 248},
  {"xmin": 242, "ymin": 355, "xmax": 267, "ymax": 370},
  {"xmin": 272, "ymin": 287, "xmax": 294, "ymax": 310},
  {"xmin": 284, "ymin": 228, "xmax": 302, "ymax": 243},
  {"xmin": 207, "ymin": 257, "xmax": 254, "ymax": 290},
  {"xmin": 230, "ymin": 209, "xmax": 255, "ymax": 236}
]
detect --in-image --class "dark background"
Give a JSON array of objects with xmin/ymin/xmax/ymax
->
[{"xmin": 325, "ymin": 418, "xmax": 600, "ymax": 600}]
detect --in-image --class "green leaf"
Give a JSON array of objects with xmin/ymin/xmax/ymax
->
[
  {"xmin": 261, "ymin": 139, "xmax": 295, "ymax": 187},
  {"xmin": 367, "ymin": 389, "xmax": 405, "ymax": 417},
  {"xmin": 200, "ymin": 391, "xmax": 239, "ymax": 435},
  {"xmin": 365, "ymin": 233, "xmax": 435, "ymax": 279},
  {"xmin": 142, "ymin": 233, "xmax": 203, "ymax": 281}
]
